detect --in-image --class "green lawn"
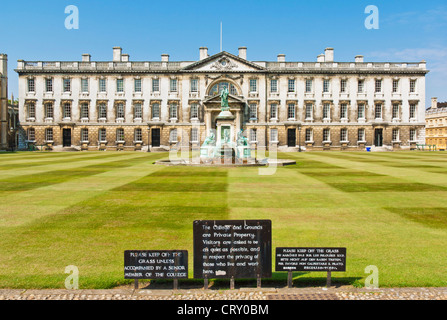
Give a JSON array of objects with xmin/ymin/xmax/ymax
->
[{"xmin": 0, "ymin": 150, "xmax": 446, "ymax": 289}]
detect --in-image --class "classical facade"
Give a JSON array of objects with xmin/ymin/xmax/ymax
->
[
  {"xmin": 426, "ymin": 97, "xmax": 447, "ymax": 151},
  {"xmin": 16, "ymin": 46, "xmax": 428, "ymax": 151},
  {"xmin": 0, "ymin": 53, "xmax": 8, "ymax": 150}
]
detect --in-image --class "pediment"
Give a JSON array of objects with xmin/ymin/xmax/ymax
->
[
  {"xmin": 203, "ymin": 93, "xmax": 246, "ymax": 104},
  {"xmin": 182, "ymin": 51, "xmax": 266, "ymax": 72}
]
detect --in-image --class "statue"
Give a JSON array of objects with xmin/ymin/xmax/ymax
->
[
  {"xmin": 202, "ymin": 130, "xmax": 216, "ymax": 147},
  {"xmin": 220, "ymin": 86, "xmax": 229, "ymax": 111},
  {"xmin": 236, "ymin": 130, "xmax": 248, "ymax": 146}
]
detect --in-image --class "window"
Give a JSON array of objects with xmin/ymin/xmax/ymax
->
[
  {"xmin": 357, "ymin": 104, "xmax": 365, "ymax": 119},
  {"xmin": 392, "ymin": 128, "xmax": 399, "ymax": 142},
  {"xmin": 63, "ymin": 103, "xmax": 71, "ymax": 118},
  {"xmin": 340, "ymin": 104, "xmax": 347, "ymax": 119},
  {"xmin": 45, "ymin": 78, "xmax": 53, "ymax": 92},
  {"xmin": 209, "ymin": 82, "xmax": 238, "ymax": 96},
  {"xmin": 288, "ymin": 104, "xmax": 295, "ymax": 119},
  {"xmin": 170, "ymin": 104, "xmax": 178, "ymax": 119},
  {"xmin": 410, "ymin": 80, "xmax": 416, "ymax": 93},
  {"xmin": 152, "ymin": 103, "xmax": 160, "ymax": 118},
  {"xmin": 44, "ymin": 103, "xmax": 53, "ymax": 118},
  {"xmin": 81, "ymin": 103, "xmax": 89, "ymax": 119},
  {"xmin": 117, "ymin": 79, "xmax": 124, "ymax": 92},
  {"xmin": 375, "ymin": 104, "xmax": 382, "ymax": 119},
  {"xmin": 99, "ymin": 128, "xmax": 107, "ymax": 142},
  {"xmin": 305, "ymin": 103, "xmax": 313, "ymax": 119},
  {"xmin": 27, "ymin": 102, "xmax": 36, "ymax": 118},
  {"xmin": 116, "ymin": 128, "xmax": 124, "ymax": 141},
  {"xmin": 169, "ymin": 129, "xmax": 178, "ymax": 142},
  {"xmin": 134, "ymin": 79, "xmax": 142, "ymax": 92},
  {"xmin": 392, "ymin": 104, "xmax": 399, "ymax": 119},
  {"xmin": 190, "ymin": 103, "xmax": 199, "ymax": 119},
  {"xmin": 340, "ymin": 79, "xmax": 347, "ymax": 93},
  {"xmin": 170, "ymin": 79, "xmax": 177, "ymax": 92},
  {"xmin": 116, "ymin": 103, "xmax": 125, "ymax": 119},
  {"xmin": 288, "ymin": 79, "xmax": 295, "ymax": 93},
  {"xmin": 135, "ymin": 128, "xmax": 142, "ymax": 142},
  {"xmin": 323, "ymin": 128, "xmax": 330, "ymax": 142},
  {"xmin": 323, "ymin": 79, "xmax": 330, "ymax": 93},
  {"xmin": 270, "ymin": 128, "xmax": 278, "ymax": 142},
  {"xmin": 249, "ymin": 104, "xmax": 257, "ymax": 120},
  {"xmin": 323, "ymin": 103, "xmax": 330, "ymax": 119},
  {"xmin": 81, "ymin": 79, "xmax": 89, "ymax": 93},
  {"xmin": 45, "ymin": 128, "xmax": 53, "ymax": 141},
  {"xmin": 375, "ymin": 79, "xmax": 382, "ymax": 93},
  {"xmin": 305, "ymin": 128, "xmax": 313, "ymax": 142},
  {"xmin": 134, "ymin": 103, "xmax": 142, "ymax": 119},
  {"xmin": 410, "ymin": 104, "xmax": 416, "ymax": 119},
  {"xmin": 81, "ymin": 128, "xmax": 89, "ymax": 142},
  {"xmin": 358, "ymin": 128, "xmax": 366, "ymax": 141},
  {"xmin": 340, "ymin": 128, "xmax": 348, "ymax": 141},
  {"xmin": 270, "ymin": 104, "xmax": 277, "ymax": 119},
  {"xmin": 190, "ymin": 79, "xmax": 198, "ymax": 93},
  {"xmin": 152, "ymin": 78, "xmax": 160, "ymax": 92},
  {"xmin": 99, "ymin": 79, "xmax": 107, "ymax": 92},
  {"xmin": 393, "ymin": 79, "xmax": 399, "ymax": 93},
  {"xmin": 27, "ymin": 78, "xmax": 35, "ymax": 92},
  {"xmin": 191, "ymin": 128, "xmax": 198, "ymax": 143},
  {"xmin": 410, "ymin": 128, "xmax": 417, "ymax": 141},
  {"xmin": 26, "ymin": 128, "xmax": 35, "ymax": 141},
  {"xmin": 63, "ymin": 79, "xmax": 71, "ymax": 92},
  {"xmin": 98, "ymin": 103, "xmax": 107, "ymax": 119},
  {"xmin": 250, "ymin": 79, "xmax": 257, "ymax": 92},
  {"xmin": 250, "ymin": 129, "xmax": 257, "ymax": 142},
  {"xmin": 305, "ymin": 79, "xmax": 313, "ymax": 93},
  {"xmin": 270, "ymin": 79, "xmax": 278, "ymax": 93},
  {"xmin": 358, "ymin": 80, "xmax": 364, "ymax": 93}
]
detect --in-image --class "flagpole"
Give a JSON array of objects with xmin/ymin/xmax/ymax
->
[{"xmin": 220, "ymin": 21, "xmax": 222, "ymax": 52}]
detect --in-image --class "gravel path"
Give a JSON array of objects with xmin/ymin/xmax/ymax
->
[{"xmin": 1, "ymin": 287, "xmax": 446, "ymax": 300}]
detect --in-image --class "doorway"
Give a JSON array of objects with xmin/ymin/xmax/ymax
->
[
  {"xmin": 374, "ymin": 129, "xmax": 383, "ymax": 147},
  {"xmin": 151, "ymin": 128, "xmax": 160, "ymax": 147},
  {"xmin": 287, "ymin": 128, "xmax": 296, "ymax": 147},
  {"xmin": 62, "ymin": 128, "xmax": 71, "ymax": 147}
]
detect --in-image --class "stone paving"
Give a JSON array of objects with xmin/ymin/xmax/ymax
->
[{"xmin": 1, "ymin": 286, "xmax": 446, "ymax": 300}]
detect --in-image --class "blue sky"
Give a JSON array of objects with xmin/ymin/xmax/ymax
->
[{"xmin": 2, "ymin": 0, "xmax": 447, "ymax": 106}]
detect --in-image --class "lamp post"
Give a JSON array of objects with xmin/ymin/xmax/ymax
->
[{"xmin": 298, "ymin": 125, "xmax": 302, "ymax": 152}]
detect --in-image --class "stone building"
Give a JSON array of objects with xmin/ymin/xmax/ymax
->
[
  {"xmin": 426, "ymin": 97, "xmax": 447, "ymax": 150},
  {"xmin": 16, "ymin": 46, "xmax": 428, "ymax": 151},
  {"xmin": 0, "ymin": 53, "xmax": 8, "ymax": 150}
]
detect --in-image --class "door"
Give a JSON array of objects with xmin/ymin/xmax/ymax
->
[
  {"xmin": 151, "ymin": 128, "xmax": 160, "ymax": 147},
  {"xmin": 287, "ymin": 129, "xmax": 296, "ymax": 147},
  {"xmin": 374, "ymin": 129, "xmax": 383, "ymax": 147},
  {"xmin": 62, "ymin": 128, "xmax": 71, "ymax": 147}
]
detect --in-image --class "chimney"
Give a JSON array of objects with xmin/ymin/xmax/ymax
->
[
  {"xmin": 431, "ymin": 97, "xmax": 438, "ymax": 109},
  {"xmin": 199, "ymin": 47, "xmax": 208, "ymax": 60},
  {"xmin": 82, "ymin": 54, "xmax": 91, "ymax": 62},
  {"xmin": 121, "ymin": 54, "xmax": 129, "ymax": 62},
  {"xmin": 325, "ymin": 48, "xmax": 334, "ymax": 62},
  {"xmin": 161, "ymin": 54, "xmax": 169, "ymax": 62},
  {"xmin": 238, "ymin": 47, "xmax": 247, "ymax": 60},
  {"xmin": 113, "ymin": 47, "xmax": 122, "ymax": 62},
  {"xmin": 277, "ymin": 54, "xmax": 286, "ymax": 62},
  {"xmin": 317, "ymin": 54, "xmax": 325, "ymax": 62},
  {"xmin": 355, "ymin": 55, "xmax": 364, "ymax": 63}
]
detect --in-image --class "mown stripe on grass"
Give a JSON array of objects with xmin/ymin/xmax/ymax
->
[{"xmin": 385, "ymin": 207, "xmax": 447, "ymax": 229}]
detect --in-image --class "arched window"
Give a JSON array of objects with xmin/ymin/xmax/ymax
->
[{"xmin": 208, "ymin": 81, "xmax": 238, "ymax": 96}]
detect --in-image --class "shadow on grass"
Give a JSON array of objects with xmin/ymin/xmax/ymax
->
[{"xmin": 126, "ymin": 272, "xmax": 362, "ymax": 290}]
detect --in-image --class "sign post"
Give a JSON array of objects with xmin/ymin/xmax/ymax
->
[
  {"xmin": 124, "ymin": 250, "xmax": 188, "ymax": 290},
  {"xmin": 275, "ymin": 247, "xmax": 346, "ymax": 288},
  {"xmin": 193, "ymin": 220, "xmax": 272, "ymax": 285}
]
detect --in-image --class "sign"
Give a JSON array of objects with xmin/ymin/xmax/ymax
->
[
  {"xmin": 193, "ymin": 220, "xmax": 272, "ymax": 279},
  {"xmin": 275, "ymin": 247, "xmax": 346, "ymax": 272},
  {"xmin": 124, "ymin": 250, "xmax": 188, "ymax": 279}
]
